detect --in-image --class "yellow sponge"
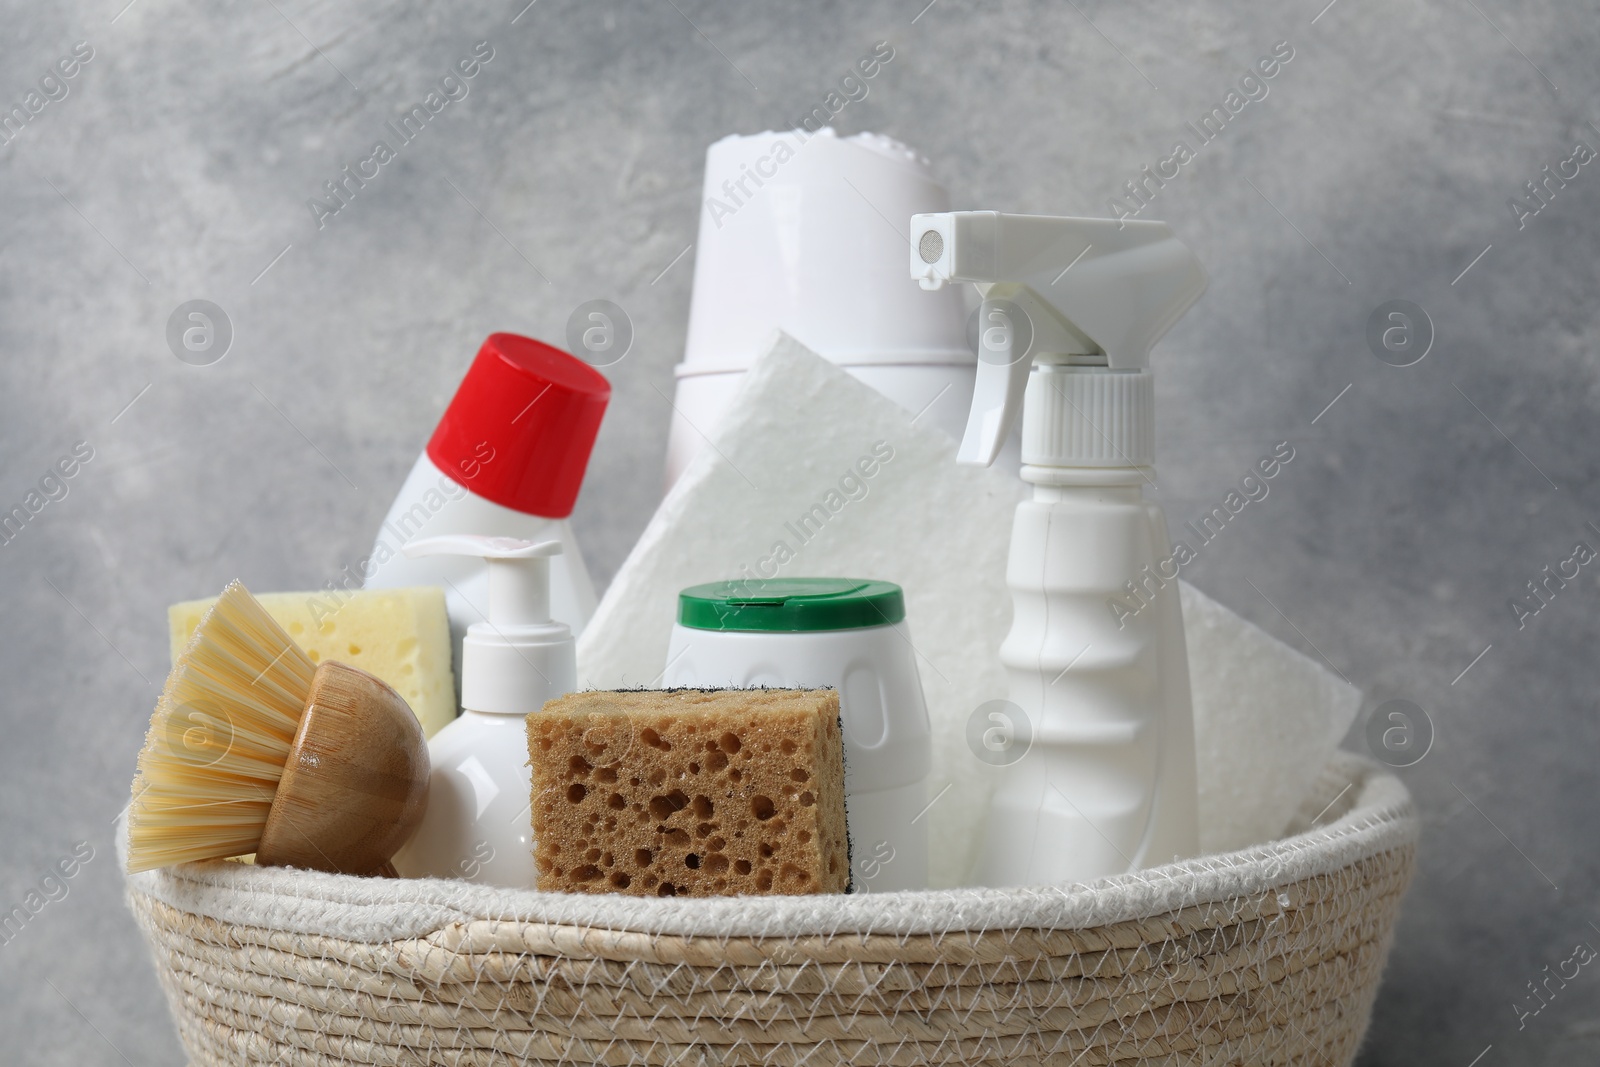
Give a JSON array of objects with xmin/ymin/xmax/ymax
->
[{"xmin": 167, "ymin": 586, "xmax": 457, "ymax": 736}]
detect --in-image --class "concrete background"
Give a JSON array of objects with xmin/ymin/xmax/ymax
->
[{"xmin": 1, "ymin": 0, "xmax": 1596, "ymax": 1062}]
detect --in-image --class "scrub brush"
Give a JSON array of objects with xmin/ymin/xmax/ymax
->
[{"xmin": 126, "ymin": 580, "xmax": 429, "ymax": 875}]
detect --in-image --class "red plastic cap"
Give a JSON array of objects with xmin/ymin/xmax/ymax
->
[{"xmin": 427, "ymin": 333, "xmax": 611, "ymax": 518}]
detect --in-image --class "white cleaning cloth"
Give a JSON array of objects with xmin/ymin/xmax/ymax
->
[
  {"xmin": 579, "ymin": 333, "xmax": 1361, "ymax": 885},
  {"xmin": 1180, "ymin": 581, "xmax": 1362, "ymax": 853}
]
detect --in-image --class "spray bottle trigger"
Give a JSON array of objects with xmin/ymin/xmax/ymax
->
[{"xmin": 957, "ymin": 298, "xmax": 1034, "ymax": 467}]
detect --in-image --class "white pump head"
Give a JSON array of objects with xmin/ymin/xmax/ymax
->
[
  {"xmin": 909, "ymin": 211, "xmax": 1207, "ymax": 468},
  {"xmin": 404, "ymin": 535, "xmax": 575, "ymax": 715}
]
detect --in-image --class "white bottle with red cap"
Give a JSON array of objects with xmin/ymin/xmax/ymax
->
[{"xmin": 365, "ymin": 333, "xmax": 610, "ymax": 679}]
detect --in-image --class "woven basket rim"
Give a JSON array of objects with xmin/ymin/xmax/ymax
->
[{"xmin": 122, "ymin": 751, "xmax": 1414, "ymax": 944}]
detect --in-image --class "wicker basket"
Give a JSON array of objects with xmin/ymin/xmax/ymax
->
[{"xmin": 125, "ymin": 751, "xmax": 1415, "ymax": 1067}]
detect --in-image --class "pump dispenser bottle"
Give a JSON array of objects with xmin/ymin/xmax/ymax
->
[
  {"xmin": 909, "ymin": 211, "xmax": 1207, "ymax": 887},
  {"xmin": 390, "ymin": 535, "xmax": 576, "ymax": 887}
]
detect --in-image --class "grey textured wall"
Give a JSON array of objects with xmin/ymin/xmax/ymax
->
[{"xmin": 1, "ymin": 0, "xmax": 1596, "ymax": 1062}]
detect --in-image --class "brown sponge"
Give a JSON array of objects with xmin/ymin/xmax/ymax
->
[{"xmin": 528, "ymin": 689, "xmax": 849, "ymax": 897}]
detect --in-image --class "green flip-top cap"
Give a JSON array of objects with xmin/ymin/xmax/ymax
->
[{"xmin": 677, "ymin": 577, "xmax": 905, "ymax": 633}]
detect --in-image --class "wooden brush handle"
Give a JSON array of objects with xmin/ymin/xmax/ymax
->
[{"xmin": 256, "ymin": 662, "xmax": 429, "ymax": 875}]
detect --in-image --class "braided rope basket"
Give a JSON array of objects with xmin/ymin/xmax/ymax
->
[{"xmin": 125, "ymin": 750, "xmax": 1415, "ymax": 1066}]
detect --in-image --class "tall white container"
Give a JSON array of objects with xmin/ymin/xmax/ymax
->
[
  {"xmin": 910, "ymin": 211, "xmax": 1208, "ymax": 886},
  {"xmin": 666, "ymin": 129, "xmax": 976, "ymax": 488},
  {"xmin": 661, "ymin": 579, "xmax": 932, "ymax": 892}
]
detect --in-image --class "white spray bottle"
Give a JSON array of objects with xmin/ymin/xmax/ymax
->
[
  {"xmin": 390, "ymin": 535, "xmax": 575, "ymax": 888},
  {"xmin": 909, "ymin": 211, "xmax": 1207, "ymax": 886}
]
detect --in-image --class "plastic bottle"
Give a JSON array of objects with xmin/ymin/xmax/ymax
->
[
  {"xmin": 661, "ymin": 578, "xmax": 932, "ymax": 892},
  {"xmin": 390, "ymin": 535, "xmax": 575, "ymax": 887},
  {"xmin": 366, "ymin": 333, "xmax": 609, "ymax": 679},
  {"xmin": 908, "ymin": 211, "xmax": 1208, "ymax": 886},
  {"xmin": 666, "ymin": 129, "xmax": 979, "ymax": 489}
]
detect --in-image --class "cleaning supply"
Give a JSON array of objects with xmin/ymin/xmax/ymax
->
[
  {"xmin": 529, "ymin": 688, "xmax": 850, "ymax": 897},
  {"xmin": 167, "ymin": 587, "xmax": 455, "ymax": 737},
  {"xmin": 128, "ymin": 581, "xmax": 429, "ymax": 875},
  {"xmin": 366, "ymin": 333, "xmax": 609, "ymax": 679},
  {"xmin": 390, "ymin": 535, "xmax": 575, "ymax": 887},
  {"xmin": 667, "ymin": 129, "xmax": 977, "ymax": 487},
  {"xmin": 576, "ymin": 334, "xmax": 1362, "ymax": 886},
  {"xmin": 662, "ymin": 578, "xmax": 931, "ymax": 892},
  {"xmin": 1178, "ymin": 582, "xmax": 1360, "ymax": 853},
  {"xmin": 909, "ymin": 210, "xmax": 1207, "ymax": 885}
]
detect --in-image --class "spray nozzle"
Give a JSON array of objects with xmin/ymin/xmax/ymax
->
[
  {"xmin": 909, "ymin": 211, "xmax": 1207, "ymax": 467},
  {"xmin": 405, "ymin": 535, "xmax": 562, "ymax": 631}
]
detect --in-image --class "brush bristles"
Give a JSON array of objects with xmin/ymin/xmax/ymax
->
[{"xmin": 127, "ymin": 581, "xmax": 317, "ymax": 873}]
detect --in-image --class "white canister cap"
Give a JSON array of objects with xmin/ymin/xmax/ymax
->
[{"xmin": 680, "ymin": 129, "xmax": 971, "ymax": 376}]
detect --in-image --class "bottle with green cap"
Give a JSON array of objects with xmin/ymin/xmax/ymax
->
[{"xmin": 663, "ymin": 577, "xmax": 932, "ymax": 892}]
